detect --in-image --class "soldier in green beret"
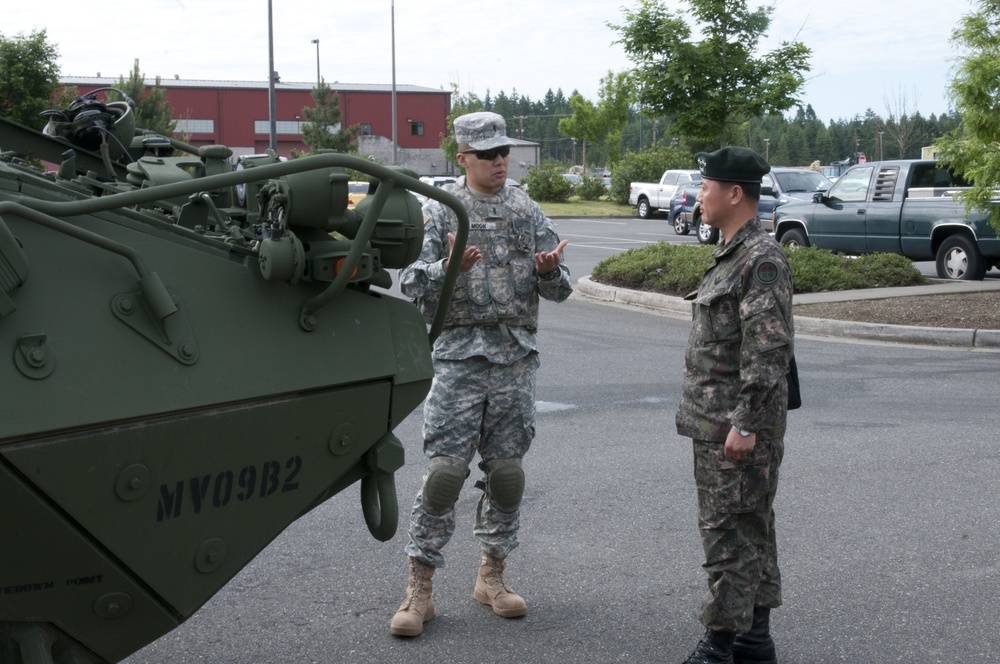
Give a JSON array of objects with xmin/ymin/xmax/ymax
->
[{"xmin": 676, "ymin": 146, "xmax": 794, "ymax": 664}]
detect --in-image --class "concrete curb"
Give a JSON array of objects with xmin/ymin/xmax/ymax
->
[{"xmin": 575, "ymin": 276, "xmax": 1000, "ymax": 350}]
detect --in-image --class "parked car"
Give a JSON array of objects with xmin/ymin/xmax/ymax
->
[
  {"xmin": 773, "ymin": 159, "xmax": 999, "ymax": 280},
  {"xmin": 412, "ymin": 175, "xmax": 458, "ymax": 205},
  {"xmin": 758, "ymin": 168, "xmax": 834, "ymax": 230},
  {"xmin": 666, "ymin": 176, "xmax": 702, "ymax": 235},
  {"xmin": 347, "ymin": 181, "xmax": 369, "ymax": 209},
  {"xmin": 561, "ymin": 173, "xmax": 582, "ymax": 191},
  {"xmin": 680, "ymin": 168, "xmax": 834, "ymax": 244},
  {"xmin": 629, "ymin": 169, "xmax": 700, "ymax": 219}
]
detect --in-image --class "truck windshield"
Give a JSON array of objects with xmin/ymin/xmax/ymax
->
[{"xmin": 774, "ymin": 171, "xmax": 831, "ymax": 193}]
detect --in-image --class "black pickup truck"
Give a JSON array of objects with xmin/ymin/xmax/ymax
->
[{"xmin": 773, "ymin": 159, "xmax": 1000, "ymax": 280}]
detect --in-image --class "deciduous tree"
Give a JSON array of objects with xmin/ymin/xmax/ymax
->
[
  {"xmin": 611, "ymin": 0, "xmax": 811, "ymax": 148},
  {"xmin": 0, "ymin": 29, "xmax": 60, "ymax": 130},
  {"xmin": 935, "ymin": 0, "xmax": 1000, "ymax": 232}
]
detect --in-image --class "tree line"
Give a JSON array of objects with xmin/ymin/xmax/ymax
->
[{"xmin": 459, "ymin": 90, "xmax": 963, "ymax": 171}]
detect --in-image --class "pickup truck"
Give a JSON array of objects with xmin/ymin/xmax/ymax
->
[
  {"xmin": 629, "ymin": 169, "xmax": 700, "ymax": 219},
  {"xmin": 773, "ymin": 159, "xmax": 1000, "ymax": 280}
]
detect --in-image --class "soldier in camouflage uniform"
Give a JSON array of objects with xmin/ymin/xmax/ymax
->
[
  {"xmin": 675, "ymin": 147, "xmax": 794, "ymax": 664},
  {"xmin": 390, "ymin": 112, "xmax": 572, "ymax": 638}
]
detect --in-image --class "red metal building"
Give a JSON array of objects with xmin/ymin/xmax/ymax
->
[{"xmin": 60, "ymin": 77, "xmax": 451, "ymax": 159}]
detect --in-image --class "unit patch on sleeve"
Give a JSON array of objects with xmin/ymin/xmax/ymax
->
[{"xmin": 752, "ymin": 257, "xmax": 781, "ymax": 286}]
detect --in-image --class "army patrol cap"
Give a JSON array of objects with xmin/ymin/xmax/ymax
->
[
  {"xmin": 454, "ymin": 111, "xmax": 517, "ymax": 150},
  {"xmin": 695, "ymin": 146, "xmax": 771, "ymax": 183}
]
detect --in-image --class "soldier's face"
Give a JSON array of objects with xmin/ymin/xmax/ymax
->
[
  {"xmin": 696, "ymin": 179, "xmax": 737, "ymax": 228},
  {"xmin": 457, "ymin": 145, "xmax": 509, "ymax": 195}
]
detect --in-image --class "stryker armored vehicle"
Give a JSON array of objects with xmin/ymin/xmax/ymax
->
[{"xmin": 0, "ymin": 89, "xmax": 468, "ymax": 664}]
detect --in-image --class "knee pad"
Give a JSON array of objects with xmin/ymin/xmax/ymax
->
[
  {"xmin": 486, "ymin": 460, "xmax": 524, "ymax": 512},
  {"xmin": 423, "ymin": 458, "xmax": 467, "ymax": 513}
]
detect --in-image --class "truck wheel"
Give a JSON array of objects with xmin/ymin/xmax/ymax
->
[
  {"xmin": 779, "ymin": 228, "xmax": 809, "ymax": 250},
  {"xmin": 673, "ymin": 216, "xmax": 689, "ymax": 235},
  {"xmin": 936, "ymin": 234, "xmax": 987, "ymax": 280},
  {"xmin": 637, "ymin": 198, "xmax": 651, "ymax": 219},
  {"xmin": 696, "ymin": 217, "xmax": 719, "ymax": 245}
]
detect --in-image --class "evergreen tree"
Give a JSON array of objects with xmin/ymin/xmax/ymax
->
[
  {"xmin": 116, "ymin": 59, "xmax": 176, "ymax": 136},
  {"xmin": 301, "ymin": 79, "xmax": 359, "ymax": 153}
]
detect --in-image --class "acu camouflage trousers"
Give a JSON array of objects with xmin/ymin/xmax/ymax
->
[
  {"xmin": 693, "ymin": 437, "xmax": 784, "ymax": 633},
  {"xmin": 405, "ymin": 353, "xmax": 538, "ymax": 568}
]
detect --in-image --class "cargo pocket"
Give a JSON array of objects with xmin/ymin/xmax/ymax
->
[{"xmin": 695, "ymin": 444, "xmax": 772, "ymax": 515}]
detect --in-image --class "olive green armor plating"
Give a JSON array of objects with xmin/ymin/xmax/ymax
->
[{"xmin": 0, "ymin": 107, "xmax": 468, "ymax": 664}]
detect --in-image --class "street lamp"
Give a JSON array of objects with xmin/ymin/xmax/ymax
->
[
  {"xmin": 391, "ymin": 0, "xmax": 398, "ymax": 165},
  {"xmin": 267, "ymin": 0, "xmax": 277, "ymax": 152},
  {"xmin": 311, "ymin": 39, "xmax": 320, "ymax": 86}
]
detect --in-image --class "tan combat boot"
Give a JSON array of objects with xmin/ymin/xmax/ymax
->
[
  {"xmin": 390, "ymin": 557, "xmax": 436, "ymax": 637},
  {"xmin": 473, "ymin": 554, "xmax": 527, "ymax": 618}
]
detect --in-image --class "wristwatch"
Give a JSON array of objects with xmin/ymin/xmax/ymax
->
[{"xmin": 736, "ymin": 427, "xmax": 753, "ymax": 437}]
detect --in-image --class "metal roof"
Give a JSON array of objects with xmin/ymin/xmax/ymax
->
[{"xmin": 59, "ymin": 77, "xmax": 447, "ymax": 95}]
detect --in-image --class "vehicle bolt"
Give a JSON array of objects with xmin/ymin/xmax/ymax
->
[
  {"xmin": 28, "ymin": 349, "xmax": 45, "ymax": 366},
  {"xmin": 179, "ymin": 343, "xmax": 195, "ymax": 359},
  {"xmin": 118, "ymin": 298, "xmax": 133, "ymax": 315}
]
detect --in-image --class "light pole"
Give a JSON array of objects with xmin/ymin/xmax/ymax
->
[
  {"xmin": 391, "ymin": 0, "xmax": 398, "ymax": 165},
  {"xmin": 764, "ymin": 138, "xmax": 770, "ymax": 161},
  {"xmin": 311, "ymin": 39, "xmax": 320, "ymax": 86},
  {"xmin": 267, "ymin": 0, "xmax": 277, "ymax": 152}
]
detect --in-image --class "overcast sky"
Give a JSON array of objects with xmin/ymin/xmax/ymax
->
[{"xmin": 7, "ymin": 0, "xmax": 975, "ymax": 124}]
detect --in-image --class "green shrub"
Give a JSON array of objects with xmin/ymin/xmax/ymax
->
[
  {"xmin": 592, "ymin": 243, "xmax": 927, "ymax": 296},
  {"xmin": 521, "ymin": 163, "xmax": 572, "ymax": 202},
  {"xmin": 592, "ymin": 242, "xmax": 713, "ymax": 295},
  {"xmin": 577, "ymin": 174, "xmax": 607, "ymax": 201}
]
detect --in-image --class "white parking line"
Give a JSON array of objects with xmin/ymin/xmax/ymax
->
[{"xmin": 562, "ymin": 233, "xmax": 653, "ymax": 243}]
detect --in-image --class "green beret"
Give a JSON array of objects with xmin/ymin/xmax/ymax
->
[{"xmin": 695, "ymin": 147, "xmax": 770, "ymax": 183}]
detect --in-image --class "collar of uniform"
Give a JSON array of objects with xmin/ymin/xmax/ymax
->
[{"xmin": 713, "ymin": 216, "xmax": 761, "ymax": 258}]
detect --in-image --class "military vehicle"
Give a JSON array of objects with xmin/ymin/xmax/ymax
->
[{"xmin": 0, "ymin": 89, "xmax": 468, "ymax": 664}]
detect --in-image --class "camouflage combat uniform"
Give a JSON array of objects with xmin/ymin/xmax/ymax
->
[
  {"xmin": 399, "ymin": 177, "xmax": 572, "ymax": 568},
  {"xmin": 675, "ymin": 216, "xmax": 794, "ymax": 634}
]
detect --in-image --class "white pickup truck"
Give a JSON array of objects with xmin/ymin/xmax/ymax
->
[{"xmin": 628, "ymin": 169, "xmax": 700, "ymax": 219}]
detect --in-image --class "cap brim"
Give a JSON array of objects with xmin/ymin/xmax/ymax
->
[{"xmin": 466, "ymin": 135, "xmax": 517, "ymax": 150}]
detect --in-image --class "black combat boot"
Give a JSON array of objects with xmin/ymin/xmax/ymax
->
[
  {"xmin": 682, "ymin": 629, "xmax": 736, "ymax": 664},
  {"xmin": 732, "ymin": 607, "xmax": 777, "ymax": 664}
]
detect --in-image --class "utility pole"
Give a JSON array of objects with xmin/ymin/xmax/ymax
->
[{"xmin": 513, "ymin": 115, "xmax": 527, "ymax": 139}]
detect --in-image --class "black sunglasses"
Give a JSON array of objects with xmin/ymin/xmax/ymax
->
[{"xmin": 460, "ymin": 146, "xmax": 510, "ymax": 160}]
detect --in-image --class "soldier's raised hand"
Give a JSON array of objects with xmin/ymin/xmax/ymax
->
[
  {"xmin": 535, "ymin": 239, "xmax": 568, "ymax": 276},
  {"xmin": 447, "ymin": 232, "xmax": 482, "ymax": 272}
]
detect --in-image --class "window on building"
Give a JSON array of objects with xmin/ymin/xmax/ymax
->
[
  {"xmin": 361, "ymin": 124, "xmax": 373, "ymax": 136},
  {"xmin": 411, "ymin": 122, "xmax": 424, "ymax": 137},
  {"xmin": 173, "ymin": 119, "xmax": 215, "ymax": 134},
  {"xmin": 253, "ymin": 120, "xmax": 307, "ymax": 135}
]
